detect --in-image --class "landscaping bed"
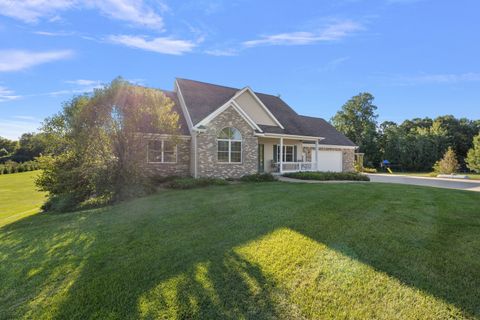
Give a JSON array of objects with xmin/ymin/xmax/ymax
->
[{"xmin": 283, "ymin": 171, "xmax": 370, "ymax": 181}]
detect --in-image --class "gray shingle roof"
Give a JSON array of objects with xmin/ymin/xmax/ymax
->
[
  {"xmin": 175, "ymin": 78, "xmax": 356, "ymax": 147},
  {"xmin": 158, "ymin": 90, "xmax": 190, "ymax": 135}
]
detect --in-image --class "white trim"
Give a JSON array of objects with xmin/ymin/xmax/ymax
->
[
  {"xmin": 302, "ymin": 143, "xmax": 357, "ymax": 150},
  {"xmin": 233, "ymin": 87, "xmax": 284, "ymax": 129},
  {"xmin": 195, "ymin": 102, "xmax": 260, "ymax": 131},
  {"xmin": 142, "ymin": 133, "xmax": 191, "ymax": 140},
  {"xmin": 193, "ymin": 132, "xmax": 198, "ymax": 178},
  {"xmin": 217, "ymin": 127, "xmax": 243, "ymax": 164},
  {"xmin": 255, "ymin": 132, "xmax": 324, "ymax": 141},
  {"xmin": 175, "ymin": 79, "xmax": 194, "ymax": 132}
]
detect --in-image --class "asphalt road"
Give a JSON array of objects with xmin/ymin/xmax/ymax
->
[{"xmin": 367, "ymin": 174, "xmax": 480, "ymax": 192}]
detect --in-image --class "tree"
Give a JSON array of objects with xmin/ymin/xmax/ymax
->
[
  {"xmin": 331, "ymin": 93, "xmax": 380, "ymax": 166},
  {"xmin": 0, "ymin": 136, "xmax": 18, "ymax": 155},
  {"xmin": 433, "ymin": 147, "xmax": 459, "ymax": 174},
  {"xmin": 36, "ymin": 78, "xmax": 180, "ymax": 210},
  {"xmin": 11, "ymin": 133, "xmax": 48, "ymax": 162},
  {"xmin": 466, "ymin": 133, "xmax": 480, "ymax": 173}
]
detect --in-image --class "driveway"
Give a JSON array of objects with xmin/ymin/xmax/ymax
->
[{"xmin": 367, "ymin": 173, "xmax": 480, "ymax": 192}]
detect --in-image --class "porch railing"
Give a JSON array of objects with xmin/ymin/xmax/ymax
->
[{"xmin": 272, "ymin": 162, "xmax": 316, "ymax": 172}]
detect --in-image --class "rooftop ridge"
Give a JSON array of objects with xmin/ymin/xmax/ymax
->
[{"xmin": 176, "ymin": 77, "xmax": 283, "ymax": 100}]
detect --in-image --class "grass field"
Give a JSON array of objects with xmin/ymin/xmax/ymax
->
[
  {"xmin": 0, "ymin": 171, "xmax": 46, "ymax": 227},
  {"xmin": 1, "ymin": 182, "xmax": 480, "ymax": 319}
]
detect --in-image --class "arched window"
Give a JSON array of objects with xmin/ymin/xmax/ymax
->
[{"xmin": 217, "ymin": 127, "xmax": 242, "ymax": 163}]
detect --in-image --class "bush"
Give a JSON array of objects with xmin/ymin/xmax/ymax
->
[
  {"xmin": 41, "ymin": 194, "xmax": 80, "ymax": 212},
  {"xmin": 240, "ymin": 173, "xmax": 276, "ymax": 182},
  {"xmin": 283, "ymin": 171, "xmax": 370, "ymax": 181},
  {"xmin": 0, "ymin": 160, "xmax": 39, "ymax": 174},
  {"xmin": 433, "ymin": 147, "xmax": 459, "ymax": 174},
  {"xmin": 166, "ymin": 177, "xmax": 229, "ymax": 189}
]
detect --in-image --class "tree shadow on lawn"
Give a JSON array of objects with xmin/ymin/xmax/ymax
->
[{"xmin": 1, "ymin": 182, "xmax": 479, "ymax": 319}]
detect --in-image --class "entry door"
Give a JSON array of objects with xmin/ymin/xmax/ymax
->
[{"xmin": 258, "ymin": 144, "xmax": 265, "ymax": 172}]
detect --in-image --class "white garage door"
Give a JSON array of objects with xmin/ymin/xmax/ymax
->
[{"xmin": 317, "ymin": 151, "xmax": 343, "ymax": 172}]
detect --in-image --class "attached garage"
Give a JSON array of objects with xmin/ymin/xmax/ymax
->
[{"xmin": 316, "ymin": 150, "xmax": 343, "ymax": 172}]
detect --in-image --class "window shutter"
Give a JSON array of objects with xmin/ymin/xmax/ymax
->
[
  {"xmin": 294, "ymin": 146, "xmax": 298, "ymax": 161},
  {"xmin": 273, "ymin": 145, "xmax": 277, "ymax": 162}
]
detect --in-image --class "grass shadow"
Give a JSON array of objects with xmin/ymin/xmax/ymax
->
[{"xmin": 1, "ymin": 182, "xmax": 479, "ymax": 318}]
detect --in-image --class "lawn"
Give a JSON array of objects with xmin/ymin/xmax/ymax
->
[
  {"xmin": 1, "ymin": 182, "xmax": 480, "ymax": 319},
  {"xmin": 0, "ymin": 171, "xmax": 46, "ymax": 227}
]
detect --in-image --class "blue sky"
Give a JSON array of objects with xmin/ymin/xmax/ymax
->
[{"xmin": 0, "ymin": 0, "xmax": 479, "ymax": 139}]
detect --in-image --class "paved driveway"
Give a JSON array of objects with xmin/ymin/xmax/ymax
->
[{"xmin": 367, "ymin": 174, "xmax": 480, "ymax": 192}]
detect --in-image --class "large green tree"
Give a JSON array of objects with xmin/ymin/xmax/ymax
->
[
  {"xmin": 466, "ymin": 133, "xmax": 480, "ymax": 172},
  {"xmin": 36, "ymin": 78, "xmax": 180, "ymax": 210},
  {"xmin": 332, "ymin": 93, "xmax": 380, "ymax": 166}
]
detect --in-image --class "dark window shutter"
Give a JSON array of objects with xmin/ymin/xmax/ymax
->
[
  {"xmin": 273, "ymin": 145, "xmax": 277, "ymax": 162},
  {"xmin": 294, "ymin": 146, "xmax": 298, "ymax": 161}
]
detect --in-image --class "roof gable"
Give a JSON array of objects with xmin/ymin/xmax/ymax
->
[
  {"xmin": 175, "ymin": 78, "xmax": 356, "ymax": 147},
  {"xmin": 234, "ymin": 88, "xmax": 283, "ymax": 128}
]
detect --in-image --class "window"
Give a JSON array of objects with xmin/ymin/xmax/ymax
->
[
  {"xmin": 276, "ymin": 145, "xmax": 295, "ymax": 162},
  {"xmin": 147, "ymin": 140, "xmax": 177, "ymax": 163},
  {"xmin": 217, "ymin": 127, "xmax": 242, "ymax": 163}
]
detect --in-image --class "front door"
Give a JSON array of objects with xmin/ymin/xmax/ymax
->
[{"xmin": 258, "ymin": 144, "xmax": 265, "ymax": 172}]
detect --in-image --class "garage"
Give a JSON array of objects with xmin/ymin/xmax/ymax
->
[{"xmin": 316, "ymin": 150, "xmax": 343, "ymax": 172}]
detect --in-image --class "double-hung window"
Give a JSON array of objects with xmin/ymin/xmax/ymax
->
[
  {"xmin": 276, "ymin": 145, "xmax": 295, "ymax": 162},
  {"xmin": 217, "ymin": 127, "xmax": 242, "ymax": 163},
  {"xmin": 147, "ymin": 140, "xmax": 177, "ymax": 163}
]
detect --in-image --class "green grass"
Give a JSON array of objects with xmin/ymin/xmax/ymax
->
[
  {"xmin": 0, "ymin": 171, "xmax": 46, "ymax": 227},
  {"xmin": 1, "ymin": 182, "xmax": 480, "ymax": 319}
]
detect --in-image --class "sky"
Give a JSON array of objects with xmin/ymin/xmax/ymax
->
[{"xmin": 0, "ymin": 0, "xmax": 479, "ymax": 140}]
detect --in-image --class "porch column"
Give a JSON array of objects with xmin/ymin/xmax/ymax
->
[
  {"xmin": 315, "ymin": 139, "xmax": 319, "ymax": 171},
  {"xmin": 279, "ymin": 137, "xmax": 283, "ymax": 174}
]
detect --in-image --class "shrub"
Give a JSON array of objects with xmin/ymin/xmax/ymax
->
[
  {"xmin": 240, "ymin": 173, "xmax": 276, "ymax": 182},
  {"xmin": 362, "ymin": 167, "xmax": 377, "ymax": 173},
  {"xmin": 283, "ymin": 171, "xmax": 370, "ymax": 181},
  {"xmin": 41, "ymin": 194, "xmax": 80, "ymax": 212},
  {"xmin": 166, "ymin": 177, "xmax": 229, "ymax": 189},
  {"xmin": 433, "ymin": 147, "xmax": 459, "ymax": 174},
  {"xmin": 466, "ymin": 133, "xmax": 480, "ymax": 173}
]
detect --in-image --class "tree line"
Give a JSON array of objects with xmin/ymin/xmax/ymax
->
[{"xmin": 332, "ymin": 93, "xmax": 480, "ymax": 172}]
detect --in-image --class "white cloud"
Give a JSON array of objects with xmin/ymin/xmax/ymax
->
[
  {"xmin": 0, "ymin": 86, "xmax": 20, "ymax": 102},
  {"xmin": 392, "ymin": 72, "xmax": 480, "ymax": 85},
  {"xmin": 0, "ymin": 118, "xmax": 40, "ymax": 140},
  {"xmin": 319, "ymin": 56, "xmax": 350, "ymax": 71},
  {"xmin": 204, "ymin": 48, "xmax": 238, "ymax": 56},
  {"xmin": 109, "ymin": 35, "xmax": 196, "ymax": 55},
  {"xmin": 0, "ymin": 50, "xmax": 73, "ymax": 72},
  {"xmin": 0, "ymin": 0, "xmax": 74, "ymax": 23},
  {"xmin": 33, "ymin": 30, "xmax": 74, "ymax": 36},
  {"xmin": 0, "ymin": 0, "xmax": 165, "ymax": 29},
  {"xmin": 243, "ymin": 20, "xmax": 363, "ymax": 47},
  {"xmin": 65, "ymin": 79, "xmax": 100, "ymax": 86}
]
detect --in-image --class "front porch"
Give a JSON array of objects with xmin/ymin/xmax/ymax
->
[{"xmin": 257, "ymin": 135, "xmax": 322, "ymax": 174}]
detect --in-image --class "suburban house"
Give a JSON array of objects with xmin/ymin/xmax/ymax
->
[{"xmin": 146, "ymin": 78, "xmax": 357, "ymax": 178}]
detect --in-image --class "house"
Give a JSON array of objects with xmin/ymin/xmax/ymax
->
[{"xmin": 145, "ymin": 78, "xmax": 357, "ymax": 178}]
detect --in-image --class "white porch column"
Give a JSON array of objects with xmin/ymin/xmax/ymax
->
[
  {"xmin": 279, "ymin": 137, "xmax": 283, "ymax": 174},
  {"xmin": 315, "ymin": 139, "xmax": 319, "ymax": 171}
]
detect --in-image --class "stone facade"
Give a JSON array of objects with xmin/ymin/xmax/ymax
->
[
  {"xmin": 196, "ymin": 106, "xmax": 258, "ymax": 178},
  {"xmin": 145, "ymin": 138, "xmax": 191, "ymax": 177},
  {"xmin": 318, "ymin": 147, "xmax": 355, "ymax": 172}
]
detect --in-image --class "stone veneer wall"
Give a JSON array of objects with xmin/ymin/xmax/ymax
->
[
  {"xmin": 319, "ymin": 147, "xmax": 355, "ymax": 172},
  {"xmin": 145, "ymin": 138, "xmax": 191, "ymax": 177},
  {"xmin": 196, "ymin": 106, "xmax": 258, "ymax": 178}
]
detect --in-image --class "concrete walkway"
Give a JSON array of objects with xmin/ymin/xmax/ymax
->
[{"xmin": 367, "ymin": 173, "xmax": 480, "ymax": 192}]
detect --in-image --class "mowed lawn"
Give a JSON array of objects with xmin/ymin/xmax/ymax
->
[
  {"xmin": 1, "ymin": 182, "xmax": 480, "ymax": 319},
  {"xmin": 0, "ymin": 171, "xmax": 46, "ymax": 227}
]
